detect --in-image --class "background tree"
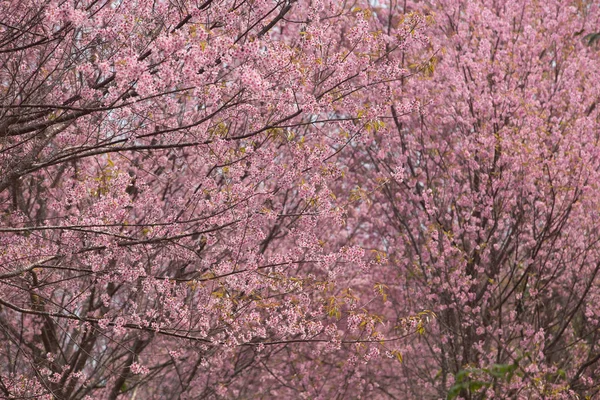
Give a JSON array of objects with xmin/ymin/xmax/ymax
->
[{"xmin": 344, "ymin": 0, "xmax": 600, "ymax": 398}]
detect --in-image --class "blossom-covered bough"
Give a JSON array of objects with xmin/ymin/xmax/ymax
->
[{"xmin": 2, "ymin": 0, "xmax": 600, "ymax": 399}]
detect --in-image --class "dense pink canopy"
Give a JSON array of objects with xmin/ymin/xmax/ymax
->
[{"xmin": 1, "ymin": 0, "xmax": 600, "ymax": 399}]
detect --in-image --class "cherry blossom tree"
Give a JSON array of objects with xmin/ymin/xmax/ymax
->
[
  {"xmin": 0, "ymin": 0, "xmax": 432, "ymax": 398},
  {"xmin": 344, "ymin": 0, "xmax": 600, "ymax": 398}
]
